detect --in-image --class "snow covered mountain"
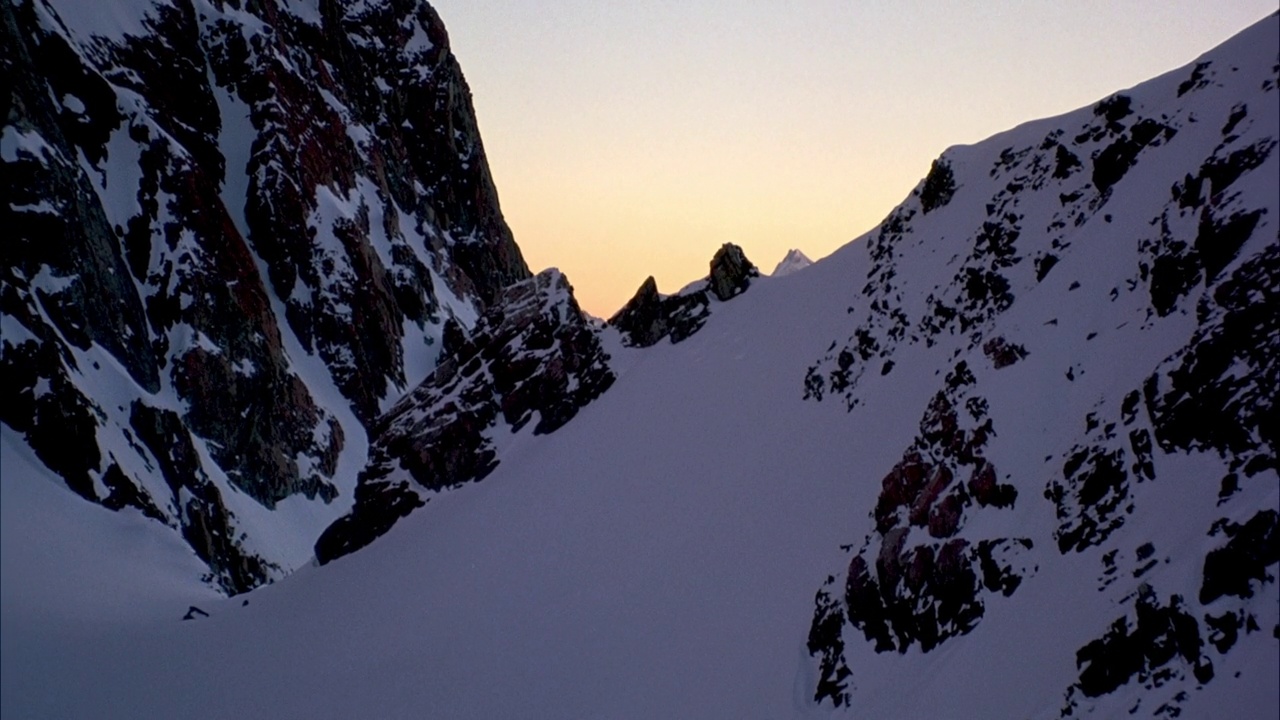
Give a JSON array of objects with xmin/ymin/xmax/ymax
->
[
  {"xmin": 3, "ymin": 5, "xmax": 1278, "ymax": 720},
  {"xmin": 772, "ymin": 247, "xmax": 813, "ymax": 277},
  {"xmin": 796, "ymin": 17, "xmax": 1279, "ymax": 712},
  {"xmin": 2, "ymin": 0, "xmax": 529, "ymax": 591}
]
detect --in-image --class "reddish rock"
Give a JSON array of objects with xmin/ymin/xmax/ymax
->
[
  {"xmin": 928, "ymin": 491, "xmax": 966, "ymax": 538},
  {"xmin": 909, "ymin": 465, "xmax": 955, "ymax": 526},
  {"xmin": 968, "ymin": 461, "xmax": 999, "ymax": 505},
  {"xmin": 904, "ymin": 544, "xmax": 937, "ymax": 593},
  {"xmin": 1, "ymin": 0, "xmax": 535, "ymax": 590},
  {"xmin": 876, "ymin": 527, "xmax": 911, "ymax": 594},
  {"xmin": 982, "ymin": 335, "xmax": 1029, "ymax": 369},
  {"xmin": 875, "ymin": 452, "xmax": 930, "ymax": 531}
]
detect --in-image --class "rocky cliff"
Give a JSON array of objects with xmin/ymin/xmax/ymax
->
[
  {"xmin": 315, "ymin": 268, "xmax": 615, "ymax": 563},
  {"xmin": 1, "ymin": 0, "xmax": 527, "ymax": 593},
  {"xmin": 0, "ymin": 0, "xmax": 769, "ymax": 593}
]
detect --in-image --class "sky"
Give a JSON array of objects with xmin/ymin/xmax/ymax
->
[{"xmin": 430, "ymin": 1, "xmax": 1277, "ymax": 317}]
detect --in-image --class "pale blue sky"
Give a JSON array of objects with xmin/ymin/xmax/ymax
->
[{"xmin": 431, "ymin": 1, "xmax": 1277, "ymax": 315}]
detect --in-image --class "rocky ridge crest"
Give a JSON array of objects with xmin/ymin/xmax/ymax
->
[{"xmin": 608, "ymin": 242, "xmax": 759, "ymax": 348}]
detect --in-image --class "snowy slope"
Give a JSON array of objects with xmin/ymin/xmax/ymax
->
[
  {"xmin": 796, "ymin": 14, "xmax": 1279, "ymax": 715},
  {"xmin": 2, "ymin": 11, "xmax": 1278, "ymax": 720},
  {"xmin": 1, "ymin": 216, "xmax": 881, "ymax": 720}
]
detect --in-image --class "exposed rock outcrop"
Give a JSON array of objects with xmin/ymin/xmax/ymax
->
[
  {"xmin": 708, "ymin": 242, "xmax": 756, "ymax": 301},
  {"xmin": 1062, "ymin": 586, "xmax": 1213, "ymax": 714},
  {"xmin": 809, "ymin": 361, "xmax": 1032, "ymax": 705},
  {"xmin": 918, "ymin": 157, "xmax": 957, "ymax": 213},
  {"xmin": 607, "ymin": 276, "xmax": 668, "ymax": 348},
  {"xmin": 316, "ymin": 269, "xmax": 614, "ymax": 563},
  {"xmin": 127, "ymin": 402, "xmax": 275, "ymax": 593},
  {"xmin": 608, "ymin": 242, "xmax": 759, "ymax": 347}
]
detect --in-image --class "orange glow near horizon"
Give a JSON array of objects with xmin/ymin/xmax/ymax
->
[{"xmin": 433, "ymin": 1, "xmax": 1277, "ymax": 317}]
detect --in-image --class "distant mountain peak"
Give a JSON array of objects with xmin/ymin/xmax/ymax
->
[{"xmin": 771, "ymin": 248, "xmax": 813, "ymax": 276}]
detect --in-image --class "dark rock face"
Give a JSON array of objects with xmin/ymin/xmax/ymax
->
[
  {"xmin": 981, "ymin": 335, "xmax": 1028, "ymax": 369},
  {"xmin": 1091, "ymin": 117, "xmax": 1175, "ymax": 194},
  {"xmin": 1046, "ymin": 401, "xmax": 1157, "ymax": 554},
  {"xmin": 0, "ymin": 4, "xmax": 158, "ymax": 395},
  {"xmin": 608, "ymin": 243, "xmax": 758, "ymax": 347},
  {"xmin": 1145, "ymin": 242, "xmax": 1278, "ymax": 476},
  {"xmin": 1142, "ymin": 137, "xmax": 1275, "ymax": 316},
  {"xmin": 807, "ymin": 586, "xmax": 853, "ymax": 707},
  {"xmin": 202, "ymin": 0, "xmax": 528, "ymax": 424},
  {"xmin": 312, "ymin": 475, "xmax": 426, "ymax": 567},
  {"xmin": 919, "ymin": 158, "xmax": 957, "ymax": 213},
  {"xmin": 708, "ymin": 242, "xmax": 756, "ymax": 301},
  {"xmin": 607, "ymin": 276, "xmax": 668, "ymax": 348},
  {"xmin": 1200, "ymin": 510, "xmax": 1279, "ymax": 605},
  {"xmin": 128, "ymin": 402, "xmax": 274, "ymax": 594},
  {"xmin": 808, "ymin": 362, "xmax": 1033, "ymax": 704},
  {"xmin": 316, "ymin": 270, "xmax": 614, "ymax": 564},
  {"xmin": 2, "ymin": 0, "xmax": 527, "ymax": 592},
  {"xmin": 1063, "ymin": 506, "xmax": 1278, "ymax": 717},
  {"xmin": 1065, "ymin": 586, "xmax": 1211, "ymax": 707}
]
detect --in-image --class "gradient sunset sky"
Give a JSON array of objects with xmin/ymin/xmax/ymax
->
[{"xmin": 431, "ymin": 1, "xmax": 1277, "ymax": 317}]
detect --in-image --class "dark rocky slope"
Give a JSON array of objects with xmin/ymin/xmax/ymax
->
[
  {"xmin": 1, "ymin": 0, "xmax": 769, "ymax": 591},
  {"xmin": 316, "ymin": 269, "xmax": 614, "ymax": 563},
  {"xmin": 1, "ymin": 0, "xmax": 526, "ymax": 592}
]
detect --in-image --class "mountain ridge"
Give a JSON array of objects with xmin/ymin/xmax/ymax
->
[{"xmin": 1, "ymin": 7, "xmax": 1277, "ymax": 719}]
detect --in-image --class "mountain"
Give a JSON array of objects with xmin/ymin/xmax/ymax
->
[
  {"xmin": 771, "ymin": 248, "xmax": 813, "ymax": 277},
  {"xmin": 2, "ymin": 6, "xmax": 1278, "ymax": 720},
  {"xmin": 1, "ymin": 0, "xmax": 529, "ymax": 591},
  {"xmin": 311, "ymin": 242, "xmax": 760, "ymax": 561}
]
